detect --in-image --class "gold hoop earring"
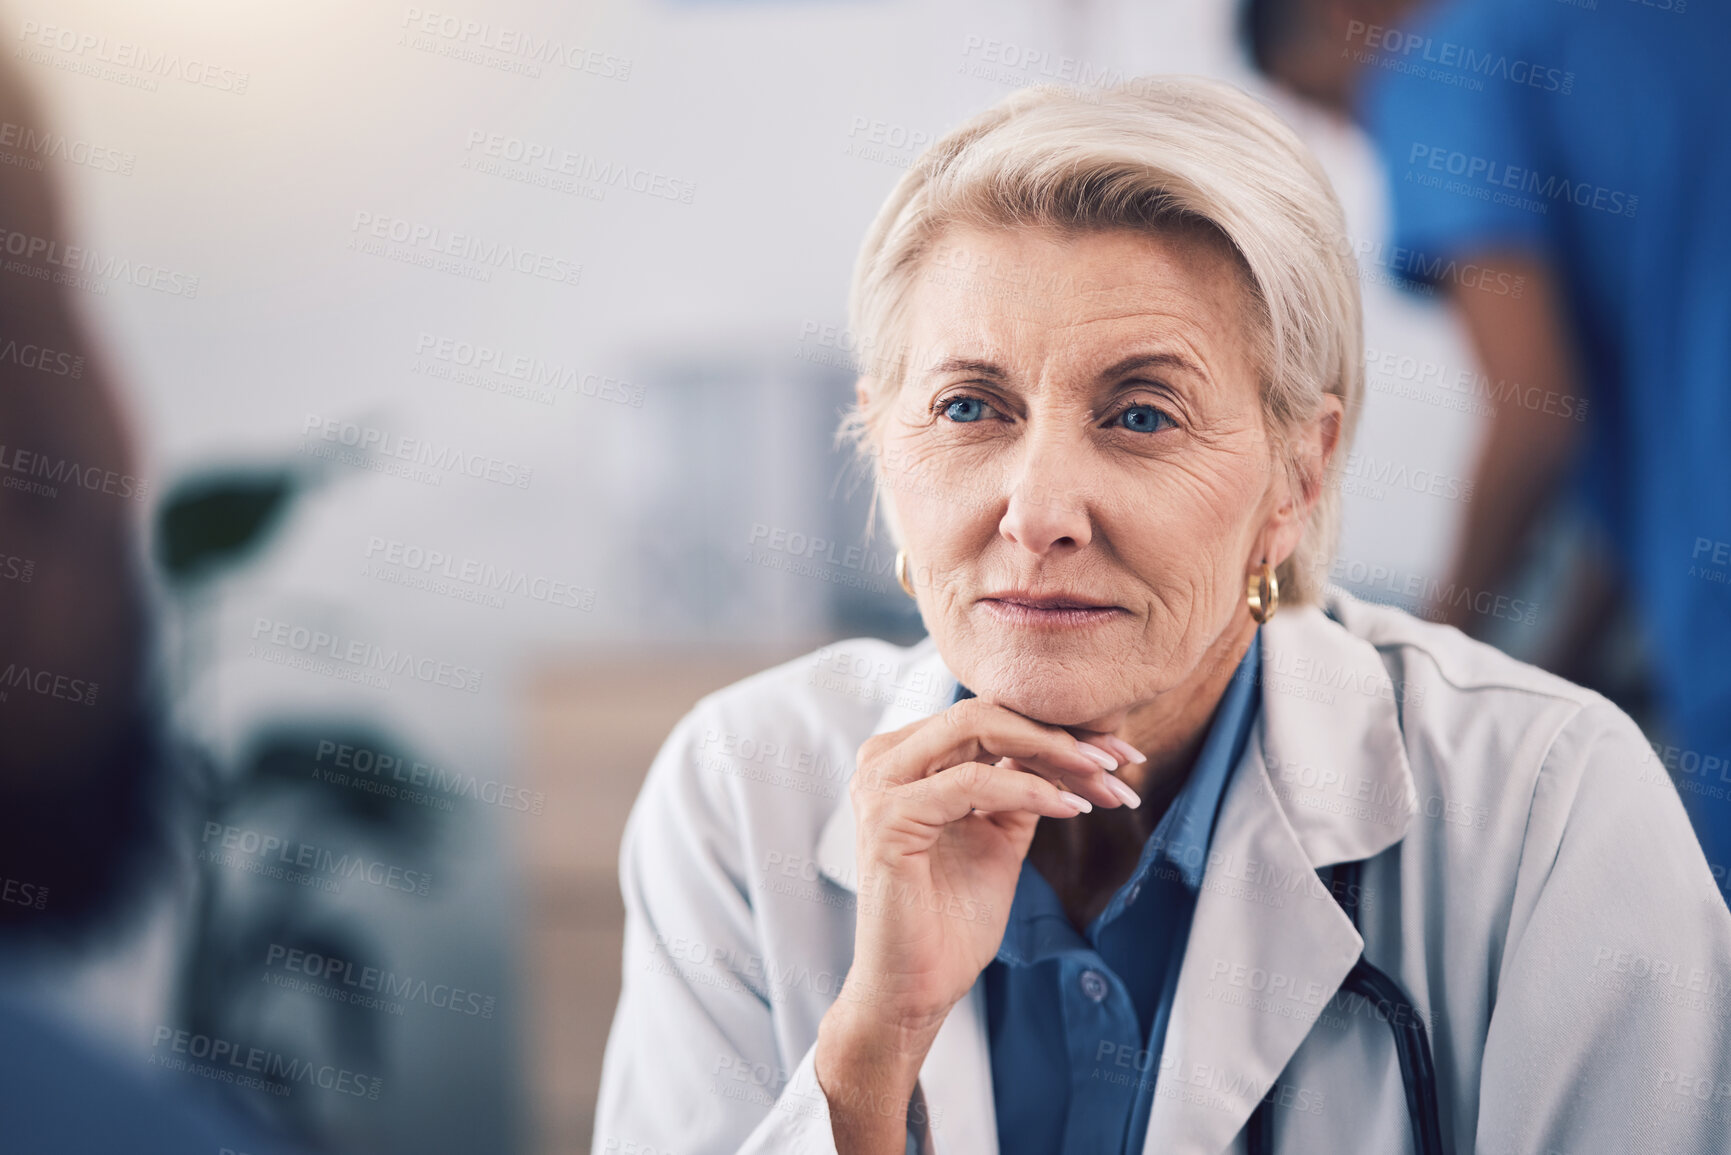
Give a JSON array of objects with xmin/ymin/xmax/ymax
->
[
  {"xmin": 895, "ymin": 550, "xmax": 916, "ymax": 598},
  {"xmin": 1246, "ymin": 561, "xmax": 1279, "ymax": 623}
]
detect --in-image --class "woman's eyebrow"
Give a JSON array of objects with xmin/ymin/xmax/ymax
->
[
  {"xmin": 922, "ymin": 351, "xmax": 1205, "ymax": 381},
  {"xmin": 924, "ymin": 355, "xmax": 1008, "ymax": 379},
  {"xmin": 1096, "ymin": 351, "xmax": 1206, "ymax": 382}
]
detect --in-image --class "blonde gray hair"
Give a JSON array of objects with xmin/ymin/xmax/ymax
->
[{"xmin": 842, "ymin": 75, "xmax": 1362, "ymax": 605}]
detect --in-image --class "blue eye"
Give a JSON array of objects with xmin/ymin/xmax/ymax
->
[
  {"xmin": 942, "ymin": 397, "xmax": 991, "ymax": 423},
  {"xmin": 1115, "ymin": 404, "xmax": 1173, "ymax": 433}
]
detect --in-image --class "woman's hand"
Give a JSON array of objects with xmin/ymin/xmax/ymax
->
[{"xmin": 814, "ymin": 698, "xmax": 1139, "ymax": 1152}]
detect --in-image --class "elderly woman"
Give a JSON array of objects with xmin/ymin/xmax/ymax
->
[{"xmin": 594, "ymin": 78, "xmax": 1731, "ymax": 1154}]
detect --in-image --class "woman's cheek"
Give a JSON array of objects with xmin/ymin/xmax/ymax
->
[{"xmin": 887, "ymin": 444, "xmax": 998, "ymax": 537}]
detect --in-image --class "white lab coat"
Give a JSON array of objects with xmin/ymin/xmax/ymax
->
[{"xmin": 593, "ymin": 589, "xmax": 1731, "ymax": 1154}]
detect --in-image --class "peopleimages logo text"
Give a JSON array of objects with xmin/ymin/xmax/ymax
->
[
  {"xmin": 201, "ymin": 822, "xmax": 432, "ymax": 896},
  {"xmin": 0, "ymin": 442, "xmax": 149, "ymax": 501},
  {"xmin": 301, "ymin": 414, "xmax": 533, "ymax": 489},
  {"xmin": 150, "ymin": 1027, "xmax": 381, "ymax": 1099},
  {"xmin": 17, "ymin": 20, "xmax": 251, "ymax": 93},
  {"xmin": 350, "ymin": 211, "xmax": 582, "ymax": 287},
  {"xmin": 249, "ymin": 617, "xmax": 485, "ymax": 694},
  {"xmin": 0, "ymin": 225, "xmax": 198, "ymax": 296}
]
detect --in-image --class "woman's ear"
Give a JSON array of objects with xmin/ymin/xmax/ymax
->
[
  {"xmin": 1259, "ymin": 393, "xmax": 1345, "ymax": 568},
  {"xmin": 1289, "ymin": 392, "xmax": 1344, "ymax": 516},
  {"xmin": 1315, "ymin": 392, "xmax": 1344, "ymax": 476}
]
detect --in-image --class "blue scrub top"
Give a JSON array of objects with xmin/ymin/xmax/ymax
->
[
  {"xmin": 1355, "ymin": 0, "xmax": 1731, "ymax": 885},
  {"xmin": 974, "ymin": 632, "xmax": 1261, "ymax": 1155}
]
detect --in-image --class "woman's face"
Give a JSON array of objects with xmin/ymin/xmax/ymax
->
[{"xmin": 875, "ymin": 222, "xmax": 1333, "ymax": 728}]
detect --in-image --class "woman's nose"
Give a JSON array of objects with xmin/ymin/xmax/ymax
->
[{"xmin": 997, "ymin": 444, "xmax": 1094, "ymax": 556}]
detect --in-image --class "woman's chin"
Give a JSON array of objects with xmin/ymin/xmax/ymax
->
[{"xmin": 958, "ymin": 661, "xmax": 1125, "ymax": 729}]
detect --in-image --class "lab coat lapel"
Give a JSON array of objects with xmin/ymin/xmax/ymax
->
[
  {"xmin": 1142, "ymin": 599, "xmax": 1417, "ymax": 1154},
  {"xmin": 812, "ymin": 643, "xmax": 1000, "ymax": 1155},
  {"xmin": 1140, "ymin": 722, "xmax": 1363, "ymax": 1154}
]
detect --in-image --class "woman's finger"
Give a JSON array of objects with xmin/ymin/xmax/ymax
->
[
  {"xmin": 886, "ymin": 759, "xmax": 1094, "ymax": 831},
  {"xmin": 999, "ymin": 753, "xmax": 1141, "ymax": 811},
  {"xmin": 1072, "ymin": 732, "xmax": 1148, "ymax": 768},
  {"xmin": 865, "ymin": 697, "xmax": 1123, "ymax": 791}
]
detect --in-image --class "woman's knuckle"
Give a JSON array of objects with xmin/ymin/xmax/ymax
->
[
  {"xmin": 851, "ymin": 768, "xmax": 886, "ymax": 807},
  {"xmin": 941, "ymin": 701, "xmax": 971, "ymax": 733},
  {"xmin": 955, "ymin": 760, "xmax": 988, "ymax": 791}
]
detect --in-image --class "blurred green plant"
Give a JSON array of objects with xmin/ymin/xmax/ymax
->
[
  {"xmin": 156, "ymin": 467, "xmax": 447, "ymax": 1149},
  {"xmin": 155, "ymin": 470, "xmax": 299, "ymax": 586}
]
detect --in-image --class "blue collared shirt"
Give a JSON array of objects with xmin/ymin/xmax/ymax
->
[{"xmin": 975, "ymin": 632, "xmax": 1262, "ymax": 1155}]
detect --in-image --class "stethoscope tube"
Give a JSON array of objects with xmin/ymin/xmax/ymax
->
[{"xmin": 1245, "ymin": 860, "xmax": 1445, "ymax": 1155}]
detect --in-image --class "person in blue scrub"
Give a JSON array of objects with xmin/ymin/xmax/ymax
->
[{"xmin": 1244, "ymin": 0, "xmax": 1731, "ymax": 898}]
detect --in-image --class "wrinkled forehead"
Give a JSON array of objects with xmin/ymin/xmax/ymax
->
[{"xmin": 903, "ymin": 221, "xmax": 1262, "ymax": 389}]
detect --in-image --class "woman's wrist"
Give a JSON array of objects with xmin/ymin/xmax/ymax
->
[
  {"xmin": 815, "ymin": 996, "xmax": 942, "ymax": 1153},
  {"xmin": 816, "ymin": 992, "xmax": 940, "ymax": 1083}
]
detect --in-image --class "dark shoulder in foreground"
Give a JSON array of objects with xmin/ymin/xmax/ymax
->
[{"xmin": 0, "ymin": 992, "xmax": 307, "ymax": 1155}]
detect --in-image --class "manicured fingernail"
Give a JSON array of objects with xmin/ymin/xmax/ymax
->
[
  {"xmin": 1102, "ymin": 775, "xmax": 1141, "ymax": 809},
  {"xmin": 1076, "ymin": 742, "xmax": 1119, "ymax": 771},
  {"xmin": 1100, "ymin": 736, "xmax": 1147, "ymax": 765},
  {"xmin": 1057, "ymin": 791, "xmax": 1093, "ymax": 813}
]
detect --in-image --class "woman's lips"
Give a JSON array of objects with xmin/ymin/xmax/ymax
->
[{"xmin": 977, "ymin": 594, "xmax": 1125, "ymax": 630}]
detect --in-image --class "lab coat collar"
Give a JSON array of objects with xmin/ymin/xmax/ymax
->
[
  {"xmin": 811, "ymin": 589, "xmax": 1417, "ymax": 1154},
  {"xmin": 1251, "ymin": 590, "xmax": 1418, "ymax": 869}
]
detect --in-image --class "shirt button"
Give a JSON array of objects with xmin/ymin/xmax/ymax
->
[{"xmin": 1079, "ymin": 969, "xmax": 1110, "ymax": 1002}]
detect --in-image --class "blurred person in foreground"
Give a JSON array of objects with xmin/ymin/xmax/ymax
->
[
  {"xmin": 0, "ymin": 49, "xmax": 300, "ymax": 1155},
  {"xmin": 594, "ymin": 76, "xmax": 1731, "ymax": 1155},
  {"xmin": 1242, "ymin": 0, "xmax": 1731, "ymax": 896}
]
